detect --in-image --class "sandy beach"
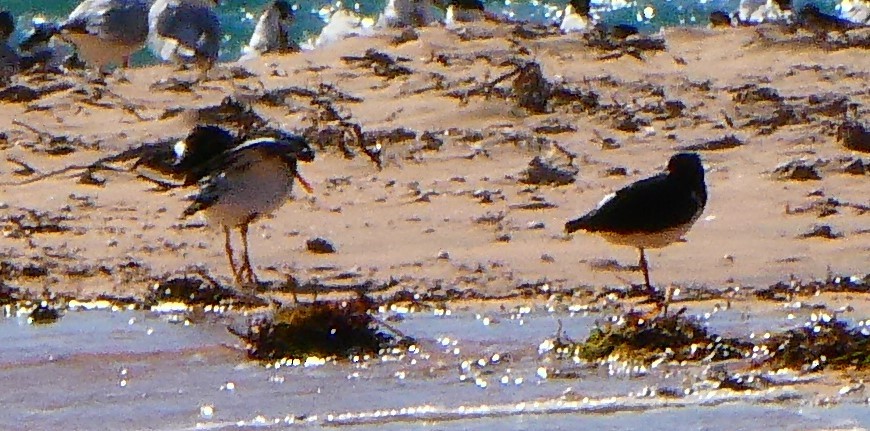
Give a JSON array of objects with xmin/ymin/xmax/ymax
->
[
  {"xmin": 1, "ymin": 23, "xmax": 867, "ymax": 301},
  {"xmin": 1, "ymin": 20, "xmax": 870, "ymax": 430}
]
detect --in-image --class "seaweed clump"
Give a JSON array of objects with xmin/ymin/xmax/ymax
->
[
  {"xmin": 144, "ymin": 273, "xmax": 264, "ymax": 308},
  {"xmin": 755, "ymin": 273, "xmax": 870, "ymax": 301},
  {"xmin": 554, "ymin": 311, "xmax": 747, "ymax": 364},
  {"xmin": 230, "ymin": 297, "xmax": 403, "ymax": 362},
  {"xmin": 28, "ymin": 301, "xmax": 61, "ymax": 324},
  {"xmin": 756, "ymin": 316, "xmax": 870, "ymax": 371}
]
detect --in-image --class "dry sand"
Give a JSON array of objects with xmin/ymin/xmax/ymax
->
[{"xmin": 0, "ymin": 23, "xmax": 867, "ymax": 304}]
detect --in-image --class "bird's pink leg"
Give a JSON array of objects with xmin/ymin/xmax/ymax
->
[
  {"xmin": 224, "ymin": 226, "xmax": 241, "ymax": 285},
  {"xmin": 239, "ymin": 223, "xmax": 259, "ymax": 285}
]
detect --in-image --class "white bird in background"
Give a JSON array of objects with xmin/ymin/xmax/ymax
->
[
  {"xmin": 241, "ymin": 0, "xmax": 299, "ymax": 61},
  {"xmin": 0, "ymin": 11, "xmax": 21, "ymax": 84},
  {"xmin": 838, "ymin": 0, "xmax": 870, "ymax": 24},
  {"xmin": 737, "ymin": 0, "xmax": 793, "ymax": 24},
  {"xmin": 560, "ymin": 0, "xmax": 595, "ymax": 33},
  {"xmin": 375, "ymin": 0, "xmax": 439, "ymax": 28},
  {"xmin": 303, "ymin": 9, "xmax": 375, "ymax": 49},
  {"xmin": 148, "ymin": 0, "xmax": 221, "ymax": 77},
  {"xmin": 55, "ymin": 0, "xmax": 150, "ymax": 74}
]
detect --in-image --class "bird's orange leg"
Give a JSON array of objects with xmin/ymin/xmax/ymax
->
[
  {"xmin": 239, "ymin": 223, "xmax": 259, "ymax": 285},
  {"xmin": 638, "ymin": 247, "xmax": 651, "ymax": 289},
  {"xmin": 224, "ymin": 226, "xmax": 241, "ymax": 285}
]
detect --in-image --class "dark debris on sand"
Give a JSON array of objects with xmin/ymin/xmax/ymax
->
[
  {"xmin": 837, "ymin": 118, "xmax": 870, "ymax": 153},
  {"xmin": 341, "ymin": 49, "xmax": 412, "ymax": 79},
  {"xmin": 773, "ymin": 160, "xmax": 822, "ymax": 181},
  {"xmin": 756, "ymin": 316, "xmax": 870, "ymax": 371},
  {"xmin": 229, "ymin": 296, "xmax": 407, "ymax": 362},
  {"xmin": 519, "ymin": 156, "xmax": 578, "ymax": 186},
  {"xmin": 0, "ymin": 208, "xmax": 71, "ymax": 238},
  {"xmin": 755, "ymin": 273, "xmax": 870, "ymax": 301},
  {"xmin": 678, "ymin": 135, "xmax": 744, "ymax": 151},
  {"xmin": 144, "ymin": 272, "xmax": 266, "ymax": 308},
  {"xmin": 194, "ymin": 96, "xmax": 267, "ymax": 132},
  {"xmin": 552, "ymin": 311, "xmax": 749, "ymax": 364}
]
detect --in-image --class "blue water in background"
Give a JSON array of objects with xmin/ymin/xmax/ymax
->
[{"xmin": 1, "ymin": 0, "xmax": 842, "ymax": 64}]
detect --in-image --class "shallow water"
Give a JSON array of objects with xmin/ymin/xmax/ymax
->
[
  {"xmin": 2, "ymin": 0, "xmax": 844, "ymax": 64},
  {"xmin": 2, "ymin": 301, "xmax": 869, "ymax": 430}
]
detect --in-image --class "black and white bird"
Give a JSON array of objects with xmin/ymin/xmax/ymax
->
[
  {"xmin": 240, "ymin": 0, "xmax": 298, "ymax": 61},
  {"xmin": 48, "ymin": 0, "xmax": 150, "ymax": 74},
  {"xmin": 565, "ymin": 153, "xmax": 707, "ymax": 303},
  {"xmin": 560, "ymin": 0, "xmax": 595, "ymax": 33},
  {"xmin": 176, "ymin": 126, "xmax": 315, "ymax": 285},
  {"xmin": 148, "ymin": 0, "xmax": 221, "ymax": 78},
  {"xmin": 736, "ymin": 0, "xmax": 793, "ymax": 24}
]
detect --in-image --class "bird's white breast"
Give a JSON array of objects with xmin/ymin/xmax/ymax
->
[{"xmin": 202, "ymin": 156, "xmax": 296, "ymax": 228}]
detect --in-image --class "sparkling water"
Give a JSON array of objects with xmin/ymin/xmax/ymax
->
[{"xmin": 0, "ymin": 0, "xmax": 845, "ymax": 63}]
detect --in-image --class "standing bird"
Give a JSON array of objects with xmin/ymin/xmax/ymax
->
[
  {"xmin": 50, "ymin": 0, "xmax": 150, "ymax": 74},
  {"xmin": 560, "ymin": 0, "xmax": 595, "ymax": 33},
  {"xmin": 838, "ymin": 0, "xmax": 870, "ymax": 25},
  {"xmin": 376, "ymin": 0, "xmax": 439, "ymax": 28},
  {"xmin": 148, "ymin": 0, "xmax": 221, "ymax": 78},
  {"xmin": 444, "ymin": 0, "xmax": 486, "ymax": 28},
  {"xmin": 0, "ymin": 11, "xmax": 21, "ymax": 84},
  {"xmin": 736, "ymin": 0, "xmax": 793, "ymax": 24},
  {"xmin": 18, "ymin": 20, "xmax": 77, "ymax": 73},
  {"xmin": 565, "ymin": 153, "xmax": 707, "ymax": 308},
  {"xmin": 178, "ymin": 127, "xmax": 315, "ymax": 285},
  {"xmin": 241, "ymin": 0, "xmax": 298, "ymax": 61}
]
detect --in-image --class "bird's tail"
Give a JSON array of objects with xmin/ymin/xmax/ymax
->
[
  {"xmin": 564, "ymin": 217, "xmax": 589, "ymax": 234},
  {"xmin": 182, "ymin": 203, "xmax": 201, "ymax": 218}
]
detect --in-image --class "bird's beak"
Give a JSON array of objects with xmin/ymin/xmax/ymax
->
[{"xmin": 295, "ymin": 172, "xmax": 313, "ymax": 194}]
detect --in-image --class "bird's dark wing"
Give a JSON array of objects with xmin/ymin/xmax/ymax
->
[
  {"xmin": 183, "ymin": 172, "xmax": 228, "ymax": 216},
  {"xmin": 566, "ymin": 173, "xmax": 703, "ymax": 234},
  {"xmin": 155, "ymin": 3, "xmax": 221, "ymax": 59}
]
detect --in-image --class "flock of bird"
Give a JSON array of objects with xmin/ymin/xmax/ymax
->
[
  {"xmin": 1, "ymin": 0, "xmax": 868, "ymax": 83},
  {"xmin": 0, "ymin": 0, "xmax": 865, "ymax": 300}
]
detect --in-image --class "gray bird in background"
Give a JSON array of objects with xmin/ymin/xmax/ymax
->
[
  {"xmin": 240, "ymin": 0, "xmax": 298, "ymax": 61},
  {"xmin": 148, "ymin": 0, "xmax": 221, "ymax": 78},
  {"xmin": 54, "ymin": 0, "xmax": 150, "ymax": 74},
  {"xmin": 0, "ymin": 11, "xmax": 21, "ymax": 84}
]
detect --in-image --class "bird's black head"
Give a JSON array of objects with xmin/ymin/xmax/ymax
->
[
  {"xmin": 273, "ymin": 0, "xmax": 295, "ymax": 20},
  {"xmin": 276, "ymin": 133, "xmax": 315, "ymax": 164},
  {"xmin": 174, "ymin": 125, "xmax": 237, "ymax": 170},
  {"xmin": 569, "ymin": 0, "xmax": 591, "ymax": 16},
  {"xmin": 0, "ymin": 11, "xmax": 14, "ymax": 40},
  {"xmin": 667, "ymin": 153, "xmax": 704, "ymax": 183}
]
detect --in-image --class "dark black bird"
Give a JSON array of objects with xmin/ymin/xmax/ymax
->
[
  {"xmin": 565, "ymin": 153, "xmax": 707, "ymax": 295},
  {"xmin": 709, "ymin": 10, "xmax": 734, "ymax": 27},
  {"xmin": 797, "ymin": 4, "xmax": 857, "ymax": 33}
]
